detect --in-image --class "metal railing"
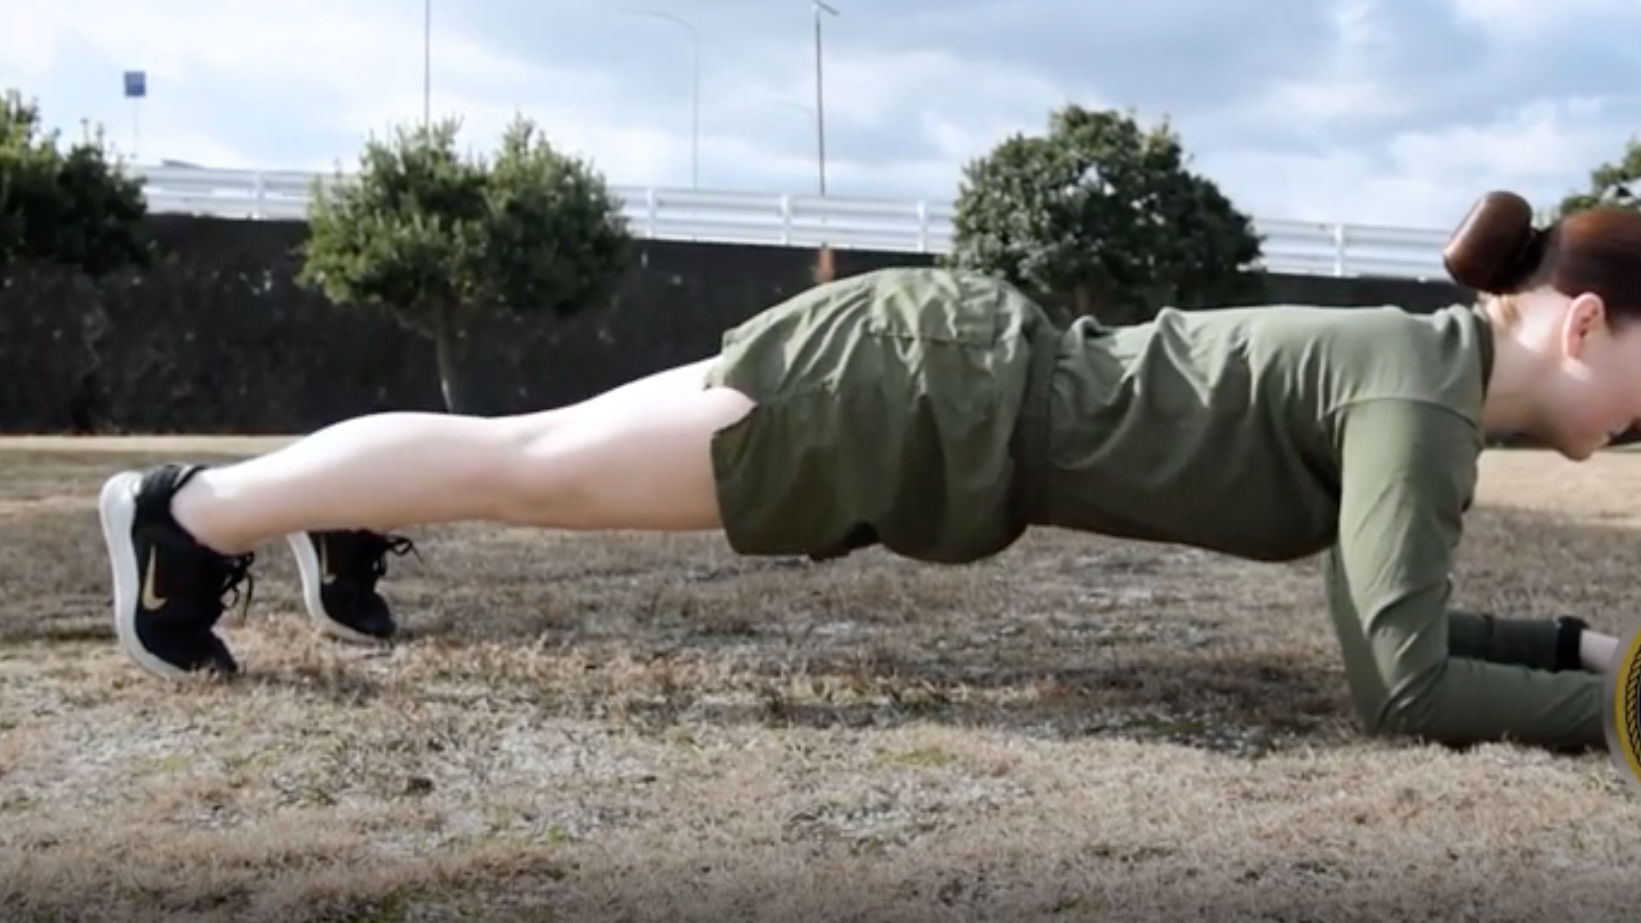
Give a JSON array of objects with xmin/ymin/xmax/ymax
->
[{"xmin": 131, "ymin": 164, "xmax": 1453, "ymax": 281}]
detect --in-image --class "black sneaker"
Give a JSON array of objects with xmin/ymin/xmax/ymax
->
[
  {"xmin": 285, "ymin": 529, "xmax": 416, "ymax": 643},
  {"xmin": 98, "ymin": 464, "xmax": 255, "ymax": 678}
]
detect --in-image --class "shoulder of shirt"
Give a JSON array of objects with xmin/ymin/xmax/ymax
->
[
  {"xmin": 1199, "ymin": 301, "xmax": 1485, "ymax": 415},
  {"xmin": 1145, "ymin": 301, "xmax": 1489, "ymax": 432},
  {"xmin": 1327, "ymin": 301, "xmax": 1488, "ymax": 417}
]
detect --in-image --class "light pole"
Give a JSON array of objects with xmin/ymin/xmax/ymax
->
[
  {"xmin": 422, "ymin": 0, "xmax": 432, "ymax": 128},
  {"xmin": 813, "ymin": 1, "xmax": 838, "ymax": 196},
  {"xmin": 626, "ymin": 8, "xmax": 700, "ymax": 188}
]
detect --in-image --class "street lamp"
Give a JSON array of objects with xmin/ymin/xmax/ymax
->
[
  {"xmin": 423, "ymin": 0, "xmax": 431, "ymax": 128},
  {"xmin": 625, "ymin": 8, "xmax": 701, "ymax": 188},
  {"xmin": 813, "ymin": 1, "xmax": 838, "ymax": 196}
]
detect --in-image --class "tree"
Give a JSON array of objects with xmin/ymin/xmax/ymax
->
[
  {"xmin": 299, "ymin": 115, "xmax": 636, "ymax": 412},
  {"xmin": 1555, "ymin": 137, "xmax": 1641, "ymax": 218},
  {"xmin": 945, "ymin": 105, "xmax": 1263, "ymax": 326},
  {"xmin": 0, "ymin": 89, "xmax": 149, "ymax": 277}
]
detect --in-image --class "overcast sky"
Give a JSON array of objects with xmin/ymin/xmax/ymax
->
[{"xmin": 4, "ymin": 0, "xmax": 1640, "ymax": 229}]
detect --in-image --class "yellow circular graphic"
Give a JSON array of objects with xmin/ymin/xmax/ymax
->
[{"xmin": 1604, "ymin": 624, "xmax": 1641, "ymax": 793}]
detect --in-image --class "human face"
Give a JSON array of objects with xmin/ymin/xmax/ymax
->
[{"xmin": 1542, "ymin": 293, "xmax": 1641, "ymax": 460}]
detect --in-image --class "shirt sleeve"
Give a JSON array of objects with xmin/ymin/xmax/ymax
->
[
  {"xmin": 1446, "ymin": 609, "xmax": 1562, "ymax": 671},
  {"xmin": 1323, "ymin": 398, "xmax": 1605, "ymax": 750}
]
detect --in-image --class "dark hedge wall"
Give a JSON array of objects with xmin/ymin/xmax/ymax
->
[{"xmin": 0, "ymin": 214, "xmax": 1473, "ymax": 434}]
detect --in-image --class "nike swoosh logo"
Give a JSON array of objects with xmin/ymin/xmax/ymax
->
[{"xmin": 141, "ymin": 553, "xmax": 167, "ymax": 610}]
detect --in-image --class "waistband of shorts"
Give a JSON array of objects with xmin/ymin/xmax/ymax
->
[{"xmin": 1008, "ymin": 318, "xmax": 1062, "ymax": 527}]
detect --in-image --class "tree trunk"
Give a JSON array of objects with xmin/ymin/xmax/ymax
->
[
  {"xmin": 432, "ymin": 303, "xmax": 468, "ymax": 414},
  {"xmin": 1073, "ymin": 284, "xmax": 1093, "ymax": 318}
]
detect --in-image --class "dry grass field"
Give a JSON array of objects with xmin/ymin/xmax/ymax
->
[{"xmin": 4, "ymin": 437, "xmax": 1641, "ymax": 921}]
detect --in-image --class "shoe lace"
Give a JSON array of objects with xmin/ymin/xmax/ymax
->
[
  {"xmin": 328, "ymin": 530, "xmax": 419, "ymax": 590},
  {"xmin": 216, "ymin": 552, "xmax": 256, "ymax": 619},
  {"xmin": 154, "ymin": 530, "xmax": 256, "ymax": 630},
  {"xmin": 381, "ymin": 534, "xmax": 419, "ymax": 570},
  {"xmin": 364, "ymin": 533, "xmax": 419, "ymax": 580}
]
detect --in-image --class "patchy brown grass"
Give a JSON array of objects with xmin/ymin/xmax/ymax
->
[{"xmin": 3, "ymin": 438, "xmax": 1641, "ymax": 921}]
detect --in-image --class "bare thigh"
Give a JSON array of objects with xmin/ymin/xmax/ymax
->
[{"xmin": 491, "ymin": 356, "xmax": 757, "ymax": 531}]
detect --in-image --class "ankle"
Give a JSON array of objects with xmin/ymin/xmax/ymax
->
[{"xmin": 169, "ymin": 473, "xmax": 256, "ymax": 557}]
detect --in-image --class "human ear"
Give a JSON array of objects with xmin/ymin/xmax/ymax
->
[{"xmin": 1560, "ymin": 293, "xmax": 1607, "ymax": 359}]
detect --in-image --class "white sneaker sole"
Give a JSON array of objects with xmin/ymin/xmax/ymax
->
[
  {"xmin": 284, "ymin": 532, "xmax": 384, "ymax": 645},
  {"xmin": 98, "ymin": 471, "xmax": 193, "ymax": 680}
]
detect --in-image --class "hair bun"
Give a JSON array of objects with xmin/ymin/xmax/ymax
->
[{"xmin": 1442, "ymin": 190, "xmax": 1541, "ymax": 293}]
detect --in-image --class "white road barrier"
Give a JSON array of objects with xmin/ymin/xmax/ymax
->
[{"xmin": 132, "ymin": 164, "xmax": 1455, "ymax": 282}]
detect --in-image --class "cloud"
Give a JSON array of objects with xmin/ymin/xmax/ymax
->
[
  {"xmin": 1448, "ymin": 0, "xmax": 1636, "ymax": 40},
  {"xmin": 1212, "ymin": 0, "xmax": 1411, "ymax": 145},
  {"xmin": 1387, "ymin": 97, "xmax": 1619, "ymax": 186},
  {"xmin": 2, "ymin": 4, "xmax": 67, "ymax": 81},
  {"xmin": 1198, "ymin": 94, "xmax": 1639, "ymax": 227},
  {"xmin": 3, "ymin": 0, "xmax": 1641, "ymax": 231}
]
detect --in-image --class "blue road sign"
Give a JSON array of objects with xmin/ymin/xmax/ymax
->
[{"xmin": 123, "ymin": 71, "xmax": 146, "ymax": 98}]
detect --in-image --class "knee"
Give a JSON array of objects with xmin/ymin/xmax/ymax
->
[
  {"xmin": 1351, "ymin": 666, "xmax": 1448, "ymax": 741},
  {"xmin": 501, "ymin": 407, "xmax": 662, "ymax": 527},
  {"xmin": 471, "ymin": 411, "xmax": 590, "ymax": 522}
]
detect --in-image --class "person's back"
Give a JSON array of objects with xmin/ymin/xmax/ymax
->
[{"xmin": 1038, "ymin": 301, "xmax": 1492, "ymax": 561}]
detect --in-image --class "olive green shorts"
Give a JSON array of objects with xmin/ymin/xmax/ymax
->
[{"xmin": 703, "ymin": 267, "xmax": 1059, "ymax": 564}]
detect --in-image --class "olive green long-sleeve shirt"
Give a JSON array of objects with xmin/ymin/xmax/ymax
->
[{"xmin": 1040, "ymin": 302, "xmax": 1604, "ymax": 749}]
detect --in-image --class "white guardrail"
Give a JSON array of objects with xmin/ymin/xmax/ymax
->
[{"xmin": 131, "ymin": 164, "xmax": 1455, "ymax": 282}]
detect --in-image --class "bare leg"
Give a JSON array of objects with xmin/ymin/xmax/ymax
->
[{"xmin": 169, "ymin": 357, "xmax": 755, "ymax": 554}]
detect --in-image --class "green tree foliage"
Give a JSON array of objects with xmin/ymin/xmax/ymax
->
[
  {"xmin": 0, "ymin": 89, "xmax": 148, "ymax": 277},
  {"xmin": 945, "ymin": 105, "xmax": 1263, "ymax": 325},
  {"xmin": 1555, "ymin": 137, "xmax": 1641, "ymax": 218},
  {"xmin": 300, "ymin": 115, "xmax": 636, "ymax": 412}
]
